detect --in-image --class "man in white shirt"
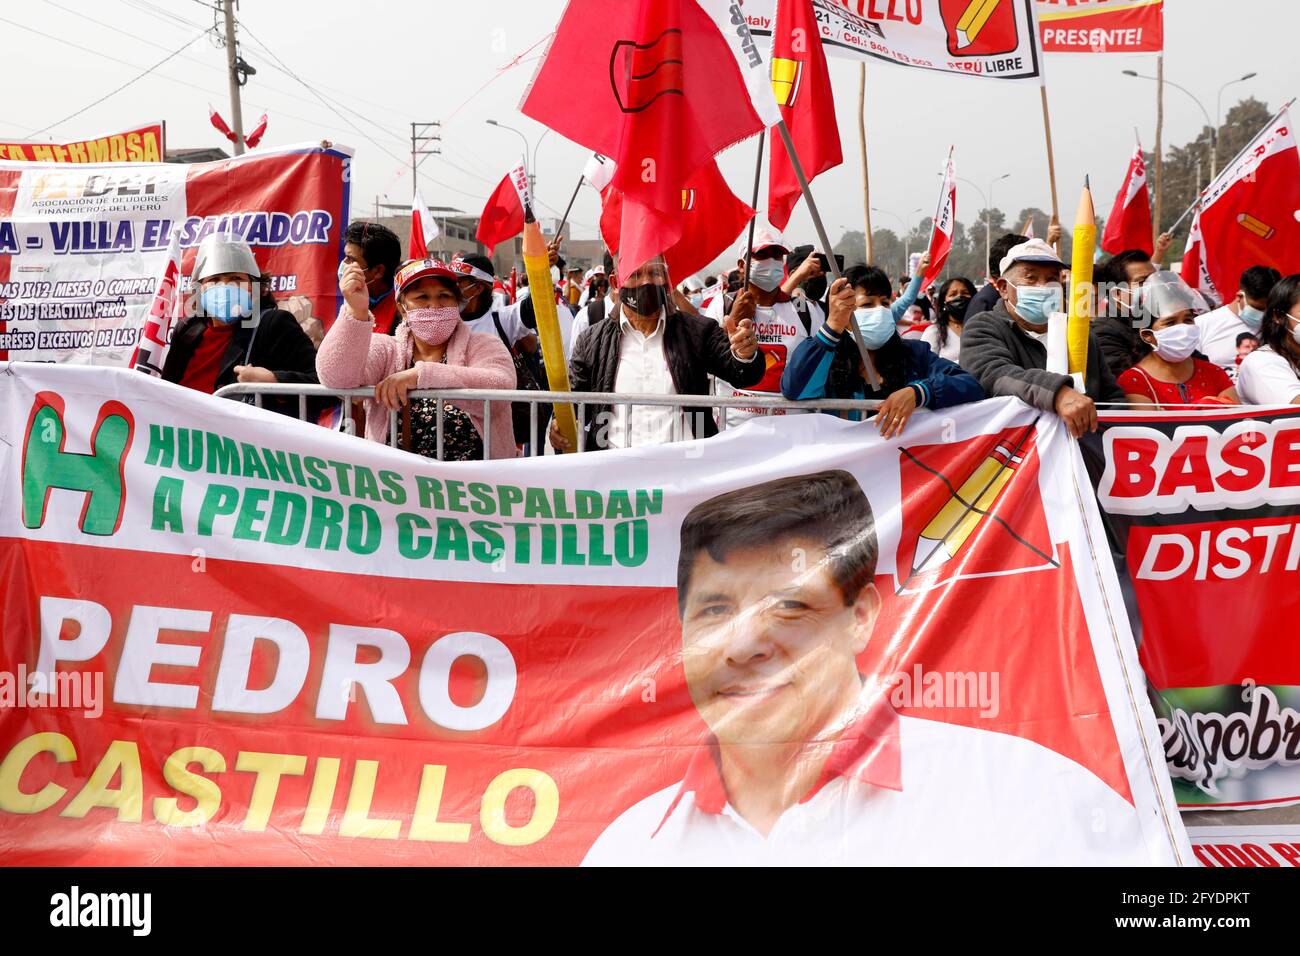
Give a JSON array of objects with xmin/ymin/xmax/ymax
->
[
  {"xmin": 555, "ymin": 255, "xmax": 762, "ymax": 452},
  {"xmin": 705, "ymin": 226, "xmax": 825, "ymax": 426},
  {"xmin": 451, "ymin": 254, "xmax": 535, "ymax": 350},
  {"xmin": 1238, "ymin": 280, "xmax": 1300, "ymax": 405},
  {"xmin": 583, "ymin": 470, "xmax": 1151, "ymax": 865},
  {"xmin": 1196, "ymin": 265, "xmax": 1280, "ymax": 375},
  {"xmin": 569, "ymin": 265, "xmax": 616, "ymax": 355}
]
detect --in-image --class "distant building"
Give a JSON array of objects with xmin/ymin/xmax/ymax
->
[{"xmin": 165, "ymin": 147, "xmax": 229, "ymax": 164}]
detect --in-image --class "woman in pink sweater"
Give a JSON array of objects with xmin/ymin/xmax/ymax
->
[{"xmin": 317, "ymin": 257, "xmax": 517, "ymax": 460}]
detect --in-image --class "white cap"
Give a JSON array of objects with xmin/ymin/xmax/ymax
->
[
  {"xmin": 738, "ymin": 223, "xmax": 789, "ymax": 257},
  {"xmin": 998, "ymin": 237, "xmax": 1063, "ymax": 278}
]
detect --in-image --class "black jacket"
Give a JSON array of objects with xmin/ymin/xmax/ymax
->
[
  {"xmin": 1092, "ymin": 315, "xmax": 1148, "ymax": 381},
  {"xmin": 568, "ymin": 306, "xmax": 764, "ymax": 451},
  {"xmin": 162, "ymin": 308, "xmax": 319, "ymax": 416},
  {"xmin": 959, "ymin": 301, "xmax": 1125, "ymax": 411},
  {"xmin": 968, "ymin": 281, "xmax": 1003, "ymax": 319}
]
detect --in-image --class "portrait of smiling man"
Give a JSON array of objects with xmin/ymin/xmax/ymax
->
[{"xmin": 582, "ymin": 470, "xmax": 1151, "ymax": 866}]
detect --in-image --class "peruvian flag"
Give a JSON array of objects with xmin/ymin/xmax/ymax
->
[
  {"xmin": 1101, "ymin": 138, "xmax": 1153, "ymax": 255},
  {"xmin": 1179, "ymin": 208, "xmax": 1220, "ymax": 303},
  {"xmin": 409, "ymin": 190, "xmax": 440, "ymax": 258},
  {"xmin": 475, "ymin": 164, "xmax": 531, "ymax": 254},
  {"xmin": 1188, "ymin": 107, "xmax": 1300, "ymax": 298},
  {"xmin": 923, "ymin": 148, "xmax": 956, "ymax": 289},
  {"xmin": 130, "ymin": 228, "xmax": 183, "ymax": 377},
  {"xmin": 582, "ymin": 152, "xmax": 617, "ymax": 193},
  {"xmin": 767, "ymin": 0, "xmax": 841, "ymax": 230},
  {"xmin": 244, "ymin": 113, "xmax": 269, "ymax": 149},
  {"xmin": 601, "ymin": 158, "xmax": 754, "ymax": 280},
  {"xmin": 521, "ymin": 0, "xmax": 781, "ymax": 281},
  {"xmin": 208, "ymin": 104, "xmax": 236, "ymax": 144}
]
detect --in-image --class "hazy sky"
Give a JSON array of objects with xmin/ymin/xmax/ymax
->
[{"xmin": 4, "ymin": 0, "xmax": 1297, "ymax": 253}]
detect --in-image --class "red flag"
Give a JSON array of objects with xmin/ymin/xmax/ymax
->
[
  {"xmin": 244, "ymin": 113, "xmax": 269, "ymax": 149},
  {"xmin": 600, "ymin": 159, "xmax": 754, "ymax": 280},
  {"xmin": 1179, "ymin": 208, "xmax": 1219, "ymax": 303},
  {"xmin": 208, "ymin": 105, "xmax": 236, "ymax": 144},
  {"xmin": 475, "ymin": 164, "xmax": 531, "ymax": 255},
  {"xmin": 410, "ymin": 191, "xmax": 439, "ymax": 259},
  {"xmin": 767, "ymin": 0, "xmax": 841, "ymax": 230},
  {"xmin": 521, "ymin": 0, "xmax": 780, "ymax": 281},
  {"xmin": 1191, "ymin": 107, "xmax": 1300, "ymax": 298},
  {"xmin": 923, "ymin": 148, "xmax": 956, "ymax": 289},
  {"xmin": 1101, "ymin": 139, "xmax": 1153, "ymax": 255}
]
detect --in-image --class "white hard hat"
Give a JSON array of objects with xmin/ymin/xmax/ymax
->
[{"xmin": 194, "ymin": 232, "xmax": 259, "ymax": 281}]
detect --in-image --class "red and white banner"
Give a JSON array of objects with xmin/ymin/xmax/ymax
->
[
  {"xmin": 475, "ymin": 164, "xmax": 530, "ymax": 255},
  {"xmin": 924, "ymin": 147, "xmax": 956, "ymax": 288},
  {"xmin": 409, "ymin": 191, "xmax": 439, "ymax": 259},
  {"xmin": 0, "ymin": 121, "xmax": 165, "ymax": 164},
  {"xmin": 1186, "ymin": 109, "xmax": 1300, "ymax": 303},
  {"xmin": 1037, "ymin": 0, "xmax": 1163, "ymax": 54},
  {"xmin": 1188, "ymin": 826, "xmax": 1300, "ymax": 867},
  {"xmin": 746, "ymin": 0, "xmax": 1046, "ymax": 83},
  {"xmin": 1102, "ymin": 138, "xmax": 1153, "ymax": 256},
  {"xmin": 1092, "ymin": 405, "xmax": 1300, "ymax": 811},
  {"xmin": 0, "ymin": 142, "xmax": 354, "ymax": 366},
  {"xmin": 0, "ymin": 366, "xmax": 1191, "ymax": 865}
]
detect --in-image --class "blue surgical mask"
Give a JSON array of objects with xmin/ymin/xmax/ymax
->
[
  {"xmin": 1239, "ymin": 304, "xmax": 1264, "ymax": 333},
  {"xmin": 1010, "ymin": 283, "xmax": 1063, "ymax": 326},
  {"xmin": 201, "ymin": 284, "xmax": 254, "ymax": 324},
  {"xmin": 853, "ymin": 305, "xmax": 896, "ymax": 349}
]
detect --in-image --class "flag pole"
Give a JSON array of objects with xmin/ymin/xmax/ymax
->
[
  {"xmin": 1039, "ymin": 85, "xmax": 1062, "ymax": 257},
  {"xmin": 1152, "ymin": 52, "xmax": 1164, "ymax": 248},
  {"xmin": 554, "ymin": 175, "xmax": 584, "ymax": 239},
  {"xmin": 858, "ymin": 63, "xmax": 873, "ymax": 263},
  {"xmin": 773, "ymin": 118, "xmax": 878, "ymax": 382},
  {"xmin": 741, "ymin": 130, "xmax": 765, "ymax": 287}
]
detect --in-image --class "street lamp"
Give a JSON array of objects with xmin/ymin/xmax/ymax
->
[
  {"xmin": 486, "ymin": 119, "xmax": 537, "ymax": 195},
  {"xmin": 1121, "ymin": 70, "xmax": 1252, "ymax": 178},
  {"xmin": 872, "ymin": 206, "xmax": 924, "ymax": 276},
  {"xmin": 942, "ymin": 172, "xmax": 1008, "ymax": 279}
]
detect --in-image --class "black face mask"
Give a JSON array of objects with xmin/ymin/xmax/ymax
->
[
  {"xmin": 944, "ymin": 296, "xmax": 972, "ymax": 320},
  {"xmin": 619, "ymin": 283, "xmax": 666, "ymax": 316},
  {"xmin": 460, "ymin": 286, "xmax": 492, "ymax": 321},
  {"xmin": 803, "ymin": 276, "xmax": 828, "ymax": 302}
]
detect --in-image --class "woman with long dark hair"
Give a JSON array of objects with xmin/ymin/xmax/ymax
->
[
  {"xmin": 921, "ymin": 276, "xmax": 976, "ymax": 362},
  {"xmin": 781, "ymin": 265, "xmax": 983, "ymax": 438},
  {"xmin": 1238, "ymin": 274, "xmax": 1300, "ymax": 405}
]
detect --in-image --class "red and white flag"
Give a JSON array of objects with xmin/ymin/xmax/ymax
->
[
  {"xmin": 130, "ymin": 228, "xmax": 183, "ymax": 378},
  {"xmin": 475, "ymin": 164, "xmax": 531, "ymax": 255},
  {"xmin": 244, "ymin": 113, "xmax": 269, "ymax": 149},
  {"xmin": 1187, "ymin": 107, "xmax": 1300, "ymax": 298},
  {"xmin": 208, "ymin": 104, "xmax": 236, "ymax": 144},
  {"xmin": 1101, "ymin": 138, "xmax": 1153, "ymax": 256},
  {"xmin": 1179, "ymin": 208, "xmax": 1219, "ymax": 303},
  {"xmin": 582, "ymin": 152, "xmax": 617, "ymax": 193},
  {"xmin": 521, "ymin": 0, "xmax": 780, "ymax": 281},
  {"xmin": 767, "ymin": 0, "xmax": 841, "ymax": 230},
  {"xmin": 602, "ymin": 158, "xmax": 754, "ymax": 280},
  {"xmin": 409, "ymin": 190, "xmax": 440, "ymax": 259},
  {"xmin": 923, "ymin": 148, "xmax": 956, "ymax": 289},
  {"xmin": 1022, "ymin": 215, "xmax": 1036, "ymax": 239}
]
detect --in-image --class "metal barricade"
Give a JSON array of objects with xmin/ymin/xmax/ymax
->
[{"xmin": 211, "ymin": 383, "xmax": 884, "ymax": 461}]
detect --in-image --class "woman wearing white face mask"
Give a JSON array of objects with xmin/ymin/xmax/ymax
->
[
  {"xmin": 1238, "ymin": 275, "xmax": 1300, "ymax": 406},
  {"xmin": 1118, "ymin": 311, "xmax": 1237, "ymax": 409},
  {"xmin": 781, "ymin": 267, "xmax": 984, "ymax": 438},
  {"xmin": 316, "ymin": 257, "xmax": 518, "ymax": 459}
]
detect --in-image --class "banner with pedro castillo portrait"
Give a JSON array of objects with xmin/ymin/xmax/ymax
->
[{"xmin": 0, "ymin": 364, "xmax": 1189, "ymax": 865}]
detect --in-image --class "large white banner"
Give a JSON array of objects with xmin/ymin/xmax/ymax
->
[
  {"xmin": 745, "ymin": 0, "xmax": 1045, "ymax": 82},
  {"xmin": 0, "ymin": 365, "xmax": 1188, "ymax": 865}
]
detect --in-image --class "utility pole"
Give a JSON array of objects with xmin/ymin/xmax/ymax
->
[
  {"xmin": 410, "ymin": 122, "xmax": 442, "ymax": 199},
  {"xmin": 221, "ymin": 0, "xmax": 245, "ymax": 155}
]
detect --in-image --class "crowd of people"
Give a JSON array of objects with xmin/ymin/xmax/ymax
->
[{"xmin": 163, "ymin": 218, "xmax": 1300, "ymax": 462}]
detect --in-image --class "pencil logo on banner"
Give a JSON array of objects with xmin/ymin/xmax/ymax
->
[
  {"xmin": 1237, "ymin": 213, "xmax": 1275, "ymax": 240},
  {"xmin": 940, "ymin": 0, "xmax": 1018, "ymax": 58},
  {"xmin": 894, "ymin": 419, "xmax": 1059, "ymax": 595},
  {"xmin": 682, "ymin": 188, "xmax": 697, "ymax": 210},
  {"xmin": 770, "ymin": 56, "xmax": 803, "ymax": 108},
  {"xmin": 609, "ymin": 29, "xmax": 684, "ymax": 113}
]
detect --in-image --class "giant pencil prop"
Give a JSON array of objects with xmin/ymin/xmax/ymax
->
[
  {"xmin": 522, "ymin": 210, "xmax": 578, "ymax": 451},
  {"xmin": 1068, "ymin": 180, "xmax": 1097, "ymax": 389}
]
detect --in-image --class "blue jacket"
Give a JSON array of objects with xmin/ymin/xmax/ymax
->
[
  {"xmin": 892, "ymin": 273, "xmax": 924, "ymax": 322},
  {"xmin": 781, "ymin": 325, "xmax": 984, "ymax": 416}
]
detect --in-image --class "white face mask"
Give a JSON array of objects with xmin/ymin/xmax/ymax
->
[
  {"xmin": 1289, "ymin": 313, "xmax": 1300, "ymax": 346},
  {"xmin": 1147, "ymin": 323, "xmax": 1201, "ymax": 362},
  {"xmin": 748, "ymin": 259, "xmax": 784, "ymax": 292}
]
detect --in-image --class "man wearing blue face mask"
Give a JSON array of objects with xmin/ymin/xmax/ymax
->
[
  {"xmin": 781, "ymin": 266, "xmax": 983, "ymax": 438},
  {"xmin": 1196, "ymin": 265, "xmax": 1281, "ymax": 377},
  {"xmin": 162, "ymin": 232, "xmax": 319, "ymax": 415},
  {"xmin": 961, "ymin": 238, "xmax": 1125, "ymax": 438}
]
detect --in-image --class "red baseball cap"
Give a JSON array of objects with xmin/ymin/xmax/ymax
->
[{"xmin": 394, "ymin": 257, "xmax": 459, "ymax": 297}]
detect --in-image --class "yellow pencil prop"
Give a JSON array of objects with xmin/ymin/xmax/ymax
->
[{"xmin": 522, "ymin": 213, "xmax": 578, "ymax": 451}]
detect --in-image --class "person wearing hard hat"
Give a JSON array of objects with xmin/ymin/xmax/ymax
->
[
  {"xmin": 703, "ymin": 225, "xmax": 825, "ymax": 427},
  {"xmin": 162, "ymin": 232, "xmax": 319, "ymax": 415}
]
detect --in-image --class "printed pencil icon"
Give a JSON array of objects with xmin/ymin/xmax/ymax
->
[
  {"xmin": 1237, "ymin": 213, "xmax": 1275, "ymax": 240},
  {"xmin": 955, "ymin": 0, "xmax": 1001, "ymax": 49},
  {"xmin": 911, "ymin": 434, "xmax": 1025, "ymax": 576},
  {"xmin": 770, "ymin": 56, "xmax": 803, "ymax": 108}
]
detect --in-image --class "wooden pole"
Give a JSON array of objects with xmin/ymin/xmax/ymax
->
[
  {"xmin": 742, "ymin": 130, "xmax": 765, "ymax": 287},
  {"xmin": 858, "ymin": 63, "xmax": 873, "ymax": 263},
  {"xmin": 1039, "ymin": 85, "xmax": 1061, "ymax": 257},
  {"xmin": 1153, "ymin": 52, "xmax": 1164, "ymax": 247}
]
